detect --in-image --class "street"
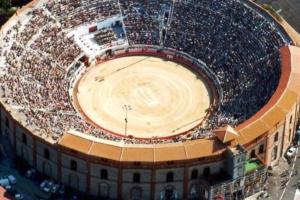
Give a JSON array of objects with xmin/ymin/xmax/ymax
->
[
  {"xmin": 264, "ymin": 145, "xmax": 299, "ymax": 200},
  {"xmin": 0, "ymin": 133, "xmax": 51, "ymax": 200}
]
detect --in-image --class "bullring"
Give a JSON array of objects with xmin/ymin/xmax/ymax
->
[{"xmin": 0, "ymin": 0, "xmax": 300, "ymax": 199}]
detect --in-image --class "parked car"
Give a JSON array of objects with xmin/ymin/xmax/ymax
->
[
  {"xmin": 7, "ymin": 188, "xmax": 17, "ymax": 196},
  {"xmin": 58, "ymin": 185, "xmax": 65, "ymax": 195},
  {"xmin": 43, "ymin": 185, "xmax": 51, "ymax": 193},
  {"xmin": 47, "ymin": 180, "xmax": 54, "ymax": 192},
  {"xmin": 0, "ymin": 178, "xmax": 10, "ymax": 187},
  {"xmin": 8, "ymin": 175, "xmax": 17, "ymax": 185},
  {"xmin": 15, "ymin": 193, "xmax": 24, "ymax": 200},
  {"xmin": 4, "ymin": 185, "xmax": 12, "ymax": 190},
  {"xmin": 40, "ymin": 180, "xmax": 48, "ymax": 190},
  {"xmin": 51, "ymin": 184, "xmax": 60, "ymax": 193},
  {"xmin": 287, "ymin": 146, "xmax": 297, "ymax": 157},
  {"xmin": 259, "ymin": 191, "xmax": 269, "ymax": 198},
  {"xmin": 26, "ymin": 169, "xmax": 36, "ymax": 178},
  {"xmin": 40, "ymin": 180, "xmax": 55, "ymax": 193},
  {"xmin": 71, "ymin": 195, "xmax": 78, "ymax": 200}
]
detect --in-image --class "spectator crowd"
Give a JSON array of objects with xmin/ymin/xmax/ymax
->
[{"xmin": 0, "ymin": 0, "xmax": 291, "ymax": 144}]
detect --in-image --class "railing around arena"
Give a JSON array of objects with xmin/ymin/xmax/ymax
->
[{"xmin": 68, "ymin": 44, "xmax": 224, "ymax": 141}]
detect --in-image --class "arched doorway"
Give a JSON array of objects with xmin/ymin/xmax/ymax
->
[
  {"xmin": 250, "ymin": 149, "xmax": 256, "ymax": 158},
  {"xmin": 42, "ymin": 161, "xmax": 52, "ymax": 178},
  {"xmin": 98, "ymin": 182, "xmax": 109, "ymax": 198},
  {"xmin": 68, "ymin": 173, "xmax": 79, "ymax": 190},
  {"xmin": 130, "ymin": 186, "xmax": 142, "ymax": 200},
  {"xmin": 202, "ymin": 167, "xmax": 210, "ymax": 177},
  {"xmin": 21, "ymin": 146, "xmax": 29, "ymax": 163},
  {"xmin": 189, "ymin": 183, "xmax": 199, "ymax": 199},
  {"xmin": 272, "ymin": 146, "xmax": 278, "ymax": 161},
  {"xmin": 160, "ymin": 185, "xmax": 177, "ymax": 200}
]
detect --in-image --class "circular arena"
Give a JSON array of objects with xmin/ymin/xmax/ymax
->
[
  {"xmin": 0, "ymin": 0, "xmax": 300, "ymax": 199},
  {"xmin": 75, "ymin": 56, "xmax": 213, "ymax": 138}
]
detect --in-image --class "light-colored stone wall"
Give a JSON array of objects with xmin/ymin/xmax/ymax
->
[
  {"xmin": 61, "ymin": 168, "xmax": 87, "ymax": 192},
  {"xmin": 123, "ymin": 169, "xmax": 152, "ymax": 183},
  {"xmin": 36, "ymin": 141, "xmax": 58, "ymax": 163},
  {"xmin": 188, "ymin": 160, "xmax": 224, "ymax": 179},
  {"xmin": 155, "ymin": 168, "xmax": 184, "ymax": 182},
  {"xmin": 15, "ymin": 125, "xmax": 34, "ymax": 148},
  {"xmin": 16, "ymin": 139, "xmax": 33, "ymax": 165},
  {"xmin": 61, "ymin": 153, "xmax": 87, "ymax": 174},
  {"xmin": 90, "ymin": 163, "xmax": 118, "ymax": 180},
  {"xmin": 154, "ymin": 182, "xmax": 184, "ymax": 200},
  {"xmin": 267, "ymin": 125, "xmax": 285, "ymax": 166},
  {"xmin": 122, "ymin": 183, "xmax": 151, "ymax": 200},
  {"xmin": 15, "ymin": 125, "xmax": 34, "ymax": 165},
  {"xmin": 90, "ymin": 178, "xmax": 118, "ymax": 199},
  {"xmin": 0, "ymin": 107, "xmax": 14, "ymax": 142},
  {"xmin": 36, "ymin": 153, "xmax": 58, "ymax": 179},
  {"xmin": 247, "ymin": 139, "xmax": 268, "ymax": 160},
  {"xmin": 282, "ymin": 104, "xmax": 298, "ymax": 152}
]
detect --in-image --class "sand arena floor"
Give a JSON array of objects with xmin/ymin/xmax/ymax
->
[{"xmin": 75, "ymin": 56, "xmax": 212, "ymax": 138}]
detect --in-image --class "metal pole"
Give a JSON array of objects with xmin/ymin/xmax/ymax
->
[
  {"xmin": 123, "ymin": 105, "xmax": 131, "ymax": 137},
  {"xmin": 125, "ymin": 108, "xmax": 128, "ymax": 136}
]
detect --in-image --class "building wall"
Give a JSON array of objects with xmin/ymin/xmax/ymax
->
[
  {"xmin": 154, "ymin": 182, "xmax": 184, "ymax": 200},
  {"xmin": 282, "ymin": 104, "xmax": 298, "ymax": 152},
  {"xmin": 15, "ymin": 125, "xmax": 34, "ymax": 166},
  {"xmin": 60, "ymin": 153, "xmax": 87, "ymax": 192},
  {"xmin": 122, "ymin": 183, "xmax": 151, "ymax": 200},
  {"xmin": 35, "ymin": 141, "xmax": 58, "ymax": 179},
  {"xmin": 121, "ymin": 169, "xmax": 152, "ymax": 200},
  {"xmin": 265, "ymin": 103, "xmax": 299, "ymax": 166},
  {"xmin": 61, "ymin": 167, "xmax": 87, "ymax": 192},
  {"xmin": 90, "ymin": 163, "xmax": 118, "ymax": 180},
  {"xmin": 153, "ymin": 168, "xmax": 184, "ymax": 199},
  {"xmin": 0, "ymin": 107, "xmax": 14, "ymax": 145},
  {"xmin": 267, "ymin": 125, "xmax": 285, "ymax": 166},
  {"xmin": 90, "ymin": 177, "xmax": 118, "ymax": 199},
  {"xmin": 188, "ymin": 160, "xmax": 225, "ymax": 178}
]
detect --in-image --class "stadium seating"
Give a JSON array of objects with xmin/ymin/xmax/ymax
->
[{"xmin": 0, "ymin": 0, "xmax": 291, "ymax": 144}]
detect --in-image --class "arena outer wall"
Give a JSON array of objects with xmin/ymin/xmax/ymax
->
[{"xmin": 0, "ymin": 1, "xmax": 300, "ymax": 199}]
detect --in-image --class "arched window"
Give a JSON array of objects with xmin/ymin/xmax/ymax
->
[
  {"xmin": 203, "ymin": 167, "xmax": 210, "ymax": 177},
  {"xmin": 70, "ymin": 160, "xmax": 77, "ymax": 171},
  {"xmin": 44, "ymin": 148, "xmax": 50, "ymax": 160},
  {"xmin": 98, "ymin": 182, "xmax": 109, "ymax": 198},
  {"xmin": 250, "ymin": 149, "xmax": 255, "ymax": 158},
  {"xmin": 5, "ymin": 117, "xmax": 9, "ymax": 128},
  {"xmin": 259, "ymin": 144, "xmax": 264, "ymax": 154},
  {"xmin": 101, "ymin": 169, "xmax": 108, "ymax": 180},
  {"xmin": 274, "ymin": 132, "xmax": 279, "ymax": 142},
  {"xmin": 22, "ymin": 133, "xmax": 27, "ymax": 145},
  {"xmin": 191, "ymin": 169, "xmax": 198, "ymax": 180},
  {"xmin": 272, "ymin": 146, "xmax": 278, "ymax": 161},
  {"xmin": 166, "ymin": 172, "xmax": 174, "ymax": 182},
  {"xmin": 133, "ymin": 173, "xmax": 140, "ymax": 183}
]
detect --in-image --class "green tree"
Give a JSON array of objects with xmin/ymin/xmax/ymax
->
[{"xmin": 0, "ymin": 0, "xmax": 11, "ymax": 10}]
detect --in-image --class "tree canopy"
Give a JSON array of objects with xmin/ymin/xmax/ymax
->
[{"xmin": 0, "ymin": 0, "xmax": 11, "ymax": 10}]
